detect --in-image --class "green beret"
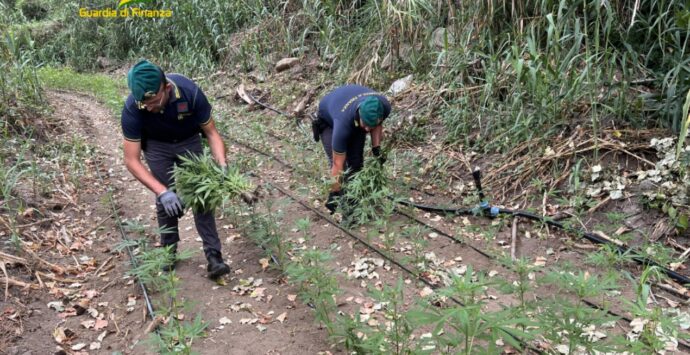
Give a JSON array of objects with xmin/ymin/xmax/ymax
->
[
  {"xmin": 358, "ymin": 96, "xmax": 384, "ymax": 127},
  {"xmin": 127, "ymin": 59, "xmax": 164, "ymax": 101}
]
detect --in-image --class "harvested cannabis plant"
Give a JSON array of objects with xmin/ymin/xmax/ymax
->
[{"xmin": 173, "ymin": 149, "xmax": 252, "ymax": 213}]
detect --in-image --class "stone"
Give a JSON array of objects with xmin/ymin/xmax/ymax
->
[
  {"xmin": 275, "ymin": 57, "xmax": 300, "ymax": 72},
  {"xmin": 388, "ymin": 74, "xmax": 413, "ymax": 95}
]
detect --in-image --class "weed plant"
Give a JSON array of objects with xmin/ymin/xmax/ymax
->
[
  {"xmin": 585, "ymin": 244, "xmax": 638, "ymax": 269},
  {"xmin": 285, "ymin": 247, "xmax": 340, "ymax": 334},
  {"xmin": 623, "ymin": 266, "xmax": 690, "ymax": 352},
  {"xmin": 342, "ymin": 157, "xmax": 396, "ymax": 226},
  {"xmin": 245, "ymin": 198, "xmax": 293, "ymax": 267},
  {"xmin": 537, "ymin": 270, "xmax": 621, "ymax": 353},
  {"xmin": 334, "ymin": 278, "xmax": 414, "ymax": 354},
  {"xmin": 497, "ymin": 257, "xmax": 540, "ymax": 323},
  {"xmin": 173, "ymin": 149, "xmax": 252, "ymax": 213},
  {"xmin": 408, "ymin": 266, "xmax": 533, "ymax": 353},
  {"xmin": 400, "ymin": 225, "xmax": 429, "ymax": 268},
  {"xmin": 115, "ymin": 224, "xmax": 206, "ymax": 354}
]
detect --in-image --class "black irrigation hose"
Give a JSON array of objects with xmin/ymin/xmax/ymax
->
[
  {"xmin": 399, "ymin": 168, "xmax": 690, "ymax": 286},
  {"xmin": 395, "ymin": 192, "xmax": 690, "ymax": 349},
  {"xmin": 263, "ymin": 181, "xmax": 544, "ymax": 354},
  {"xmin": 228, "ymin": 135, "xmax": 690, "ymax": 350},
  {"xmin": 230, "ymin": 133, "xmax": 690, "ymax": 288},
  {"xmin": 93, "ymin": 159, "xmax": 156, "ymax": 320},
  {"xmin": 235, "ymin": 94, "xmax": 689, "ymax": 283}
]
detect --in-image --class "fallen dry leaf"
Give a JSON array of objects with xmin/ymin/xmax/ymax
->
[
  {"xmin": 276, "ymin": 312, "xmax": 287, "ymax": 323},
  {"xmin": 287, "ymin": 294, "xmax": 297, "ymax": 302},
  {"xmin": 126, "ymin": 295, "xmax": 136, "ymax": 307},
  {"xmin": 259, "ymin": 258, "xmax": 270, "ymax": 271},
  {"xmin": 250, "ymin": 287, "xmax": 266, "ymax": 299},
  {"xmin": 81, "ymin": 320, "xmax": 96, "ymax": 329},
  {"xmin": 219, "ymin": 317, "xmax": 232, "ymax": 325},
  {"xmin": 420, "ymin": 287, "xmax": 434, "ymax": 297},
  {"xmin": 534, "ymin": 256, "xmax": 547, "ymax": 267},
  {"xmin": 94, "ymin": 319, "xmax": 108, "ymax": 330},
  {"xmin": 53, "ymin": 327, "xmax": 67, "ymax": 344}
]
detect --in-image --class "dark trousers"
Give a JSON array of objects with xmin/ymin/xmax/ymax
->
[
  {"xmin": 320, "ymin": 126, "xmax": 366, "ymax": 180},
  {"xmin": 143, "ymin": 135, "xmax": 221, "ymax": 259}
]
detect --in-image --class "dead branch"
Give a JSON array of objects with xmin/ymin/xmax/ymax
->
[
  {"xmin": 36, "ymin": 272, "xmax": 81, "ymax": 284},
  {"xmin": 144, "ymin": 315, "xmax": 166, "ymax": 334},
  {"xmin": 1, "ymin": 262, "xmax": 8, "ymax": 300},
  {"xmin": 0, "ymin": 251, "xmax": 28, "ymax": 265},
  {"xmin": 82, "ymin": 213, "xmax": 114, "ymax": 236},
  {"xmin": 93, "ymin": 256, "xmax": 114, "ymax": 276},
  {"xmin": 16, "ymin": 218, "xmax": 53, "ymax": 229},
  {"xmin": 22, "ymin": 248, "xmax": 66, "ymax": 275},
  {"xmin": 0, "ymin": 277, "xmax": 39, "ymax": 290},
  {"xmin": 591, "ymin": 230, "xmax": 626, "ymax": 247}
]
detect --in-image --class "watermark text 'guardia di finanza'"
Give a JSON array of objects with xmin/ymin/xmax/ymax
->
[{"xmin": 79, "ymin": 6, "xmax": 172, "ymax": 18}]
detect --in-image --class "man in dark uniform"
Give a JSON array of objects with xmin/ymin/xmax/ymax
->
[
  {"xmin": 120, "ymin": 59, "xmax": 230, "ymax": 279},
  {"xmin": 314, "ymin": 84, "xmax": 391, "ymax": 213}
]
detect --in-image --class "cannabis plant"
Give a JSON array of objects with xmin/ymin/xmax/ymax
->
[
  {"xmin": 342, "ymin": 157, "xmax": 396, "ymax": 226},
  {"xmin": 173, "ymin": 149, "xmax": 252, "ymax": 213}
]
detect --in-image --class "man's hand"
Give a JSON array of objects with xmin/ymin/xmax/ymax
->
[
  {"xmin": 158, "ymin": 190, "xmax": 184, "ymax": 218},
  {"xmin": 325, "ymin": 190, "xmax": 342, "ymax": 214},
  {"xmin": 372, "ymin": 146, "xmax": 386, "ymax": 165}
]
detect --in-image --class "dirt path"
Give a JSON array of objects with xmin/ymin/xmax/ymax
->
[{"xmin": 42, "ymin": 91, "xmax": 334, "ymax": 354}]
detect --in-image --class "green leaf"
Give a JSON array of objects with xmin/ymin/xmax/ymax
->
[{"xmin": 678, "ymin": 214, "xmax": 689, "ymax": 231}]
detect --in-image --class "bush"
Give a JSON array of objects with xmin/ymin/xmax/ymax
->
[{"xmin": 16, "ymin": 0, "xmax": 49, "ymax": 21}]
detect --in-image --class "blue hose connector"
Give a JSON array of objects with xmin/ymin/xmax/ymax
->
[{"xmin": 490, "ymin": 206, "xmax": 500, "ymax": 217}]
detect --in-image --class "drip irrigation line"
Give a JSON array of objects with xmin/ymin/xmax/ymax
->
[
  {"xmin": 230, "ymin": 134, "xmax": 690, "ymax": 288},
  {"xmin": 231, "ymin": 135, "xmax": 690, "ymax": 349},
  {"xmin": 264, "ymin": 181, "xmax": 544, "ymax": 354},
  {"xmin": 400, "ymin": 169, "xmax": 690, "ymax": 286},
  {"xmin": 398, "ymin": 200, "xmax": 690, "ymax": 351},
  {"xmin": 223, "ymin": 108, "xmax": 690, "ymax": 355},
  {"xmin": 228, "ymin": 102, "xmax": 688, "ymax": 282},
  {"xmin": 93, "ymin": 159, "xmax": 156, "ymax": 320},
  {"xmin": 393, "ymin": 207, "xmax": 494, "ymax": 260},
  {"xmin": 404, "ymin": 201, "xmax": 690, "ymax": 286}
]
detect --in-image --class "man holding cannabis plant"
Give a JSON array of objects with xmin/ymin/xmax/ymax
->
[
  {"xmin": 312, "ymin": 84, "xmax": 391, "ymax": 214},
  {"xmin": 120, "ymin": 59, "xmax": 230, "ymax": 279}
]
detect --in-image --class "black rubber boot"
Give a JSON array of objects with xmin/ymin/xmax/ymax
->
[
  {"xmin": 206, "ymin": 250, "xmax": 230, "ymax": 279},
  {"xmin": 161, "ymin": 243, "xmax": 177, "ymax": 272}
]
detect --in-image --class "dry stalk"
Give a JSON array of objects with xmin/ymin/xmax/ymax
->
[
  {"xmin": 1, "ymin": 262, "xmax": 8, "ymax": 300},
  {"xmin": 144, "ymin": 315, "xmax": 166, "ymax": 334},
  {"xmin": 93, "ymin": 256, "xmax": 114, "ymax": 276},
  {"xmin": 0, "ymin": 277, "xmax": 39, "ymax": 290},
  {"xmin": 82, "ymin": 213, "xmax": 114, "ymax": 236},
  {"xmin": 22, "ymin": 248, "xmax": 66, "ymax": 275},
  {"xmin": 0, "ymin": 251, "xmax": 28, "ymax": 265}
]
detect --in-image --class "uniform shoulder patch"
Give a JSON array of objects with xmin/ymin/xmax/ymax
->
[{"xmin": 177, "ymin": 101, "xmax": 189, "ymax": 113}]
